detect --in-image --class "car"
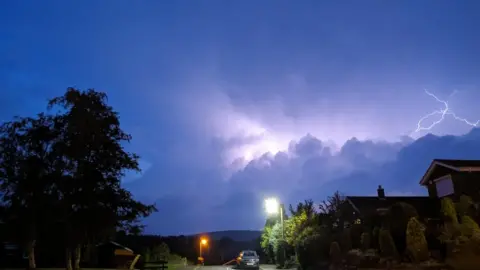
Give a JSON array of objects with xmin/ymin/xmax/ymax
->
[{"xmin": 236, "ymin": 250, "xmax": 260, "ymax": 269}]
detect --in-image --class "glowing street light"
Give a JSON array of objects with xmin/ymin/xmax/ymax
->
[
  {"xmin": 264, "ymin": 197, "xmax": 285, "ymax": 237},
  {"xmin": 265, "ymin": 198, "xmax": 280, "ymax": 214},
  {"xmin": 198, "ymin": 238, "xmax": 208, "ymax": 265},
  {"xmin": 265, "ymin": 197, "xmax": 286, "ymax": 259}
]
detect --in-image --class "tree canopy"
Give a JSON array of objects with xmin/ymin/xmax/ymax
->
[{"xmin": 0, "ymin": 87, "xmax": 156, "ymax": 269}]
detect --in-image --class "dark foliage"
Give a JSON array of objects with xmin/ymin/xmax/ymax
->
[{"xmin": 0, "ymin": 87, "xmax": 156, "ymax": 269}]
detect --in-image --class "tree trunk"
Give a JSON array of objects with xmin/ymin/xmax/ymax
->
[
  {"xmin": 26, "ymin": 240, "xmax": 36, "ymax": 269},
  {"xmin": 74, "ymin": 245, "xmax": 82, "ymax": 270},
  {"xmin": 66, "ymin": 248, "xmax": 73, "ymax": 270}
]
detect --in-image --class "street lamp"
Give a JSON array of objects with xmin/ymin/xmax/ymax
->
[
  {"xmin": 265, "ymin": 197, "xmax": 287, "ymax": 261},
  {"xmin": 199, "ymin": 238, "xmax": 208, "ymax": 265},
  {"xmin": 265, "ymin": 197, "xmax": 285, "ymax": 239}
]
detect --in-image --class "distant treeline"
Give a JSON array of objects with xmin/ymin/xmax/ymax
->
[{"xmin": 117, "ymin": 233, "xmax": 263, "ymax": 265}]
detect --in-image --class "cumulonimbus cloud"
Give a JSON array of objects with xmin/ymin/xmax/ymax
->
[{"xmin": 176, "ymin": 75, "xmax": 415, "ymax": 172}]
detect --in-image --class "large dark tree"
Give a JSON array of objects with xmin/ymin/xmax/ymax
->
[
  {"xmin": 0, "ymin": 114, "xmax": 59, "ymax": 269},
  {"xmin": 47, "ymin": 88, "xmax": 156, "ymax": 270}
]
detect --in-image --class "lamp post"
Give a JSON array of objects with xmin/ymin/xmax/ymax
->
[
  {"xmin": 265, "ymin": 198, "xmax": 286, "ymax": 260},
  {"xmin": 199, "ymin": 238, "xmax": 207, "ymax": 265}
]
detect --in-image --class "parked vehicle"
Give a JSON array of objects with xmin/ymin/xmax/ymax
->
[{"xmin": 236, "ymin": 250, "xmax": 259, "ymax": 269}]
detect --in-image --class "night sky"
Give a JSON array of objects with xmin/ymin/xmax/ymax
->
[{"xmin": 1, "ymin": 1, "xmax": 480, "ymax": 235}]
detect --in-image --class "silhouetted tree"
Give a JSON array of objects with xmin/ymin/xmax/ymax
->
[
  {"xmin": 0, "ymin": 114, "xmax": 59, "ymax": 269},
  {"xmin": 318, "ymin": 191, "xmax": 347, "ymax": 230},
  {"xmin": 289, "ymin": 199, "xmax": 316, "ymax": 219},
  {"xmin": 47, "ymin": 88, "xmax": 156, "ymax": 270}
]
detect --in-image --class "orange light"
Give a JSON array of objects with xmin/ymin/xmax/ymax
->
[{"xmin": 201, "ymin": 238, "xmax": 207, "ymax": 245}]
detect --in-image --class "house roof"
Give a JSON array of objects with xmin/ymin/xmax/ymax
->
[
  {"xmin": 346, "ymin": 196, "xmax": 440, "ymax": 218},
  {"xmin": 434, "ymin": 159, "xmax": 480, "ymax": 168},
  {"xmin": 419, "ymin": 159, "xmax": 480, "ymax": 185}
]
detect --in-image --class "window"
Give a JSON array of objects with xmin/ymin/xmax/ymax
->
[
  {"xmin": 243, "ymin": 251, "xmax": 257, "ymax": 257},
  {"xmin": 435, "ymin": 175, "xmax": 454, "ymax": 197}
]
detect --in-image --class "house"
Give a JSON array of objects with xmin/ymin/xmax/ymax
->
[
  {"xmin": 343, "ymin": 159, "xmax": 480, "ymax": 227},
  {"xmin": 419, "ymin": 159, "xmax": 480, "ymax": 200},
  {"xmin": 345, "ymin": 186, "xmax": 440, "ymax": 226}
]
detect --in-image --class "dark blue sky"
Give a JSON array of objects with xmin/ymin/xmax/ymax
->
[{"xmin": 1, "ymin": 1, "xmax": 480, "ymax": 235}]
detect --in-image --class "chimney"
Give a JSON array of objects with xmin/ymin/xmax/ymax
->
[{"xmin": 377, "ymin": 185, "xmax": 385, "ymax": 199}]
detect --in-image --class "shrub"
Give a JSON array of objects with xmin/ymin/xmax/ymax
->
[
  {"xmin": 361, "ymin": 249, "xmax": 380, "ymax": 268},
  {"xmin": 295, "ymin": 227, "xmax": 330, "ymax": 270},
  {"xmin": 150, "ymin": 242, "xmax": 170, "ymax": 261},
  {"xmin": 441, "ymin": 197, "xmax": 458, "ymax": 224},
  {"xmin": 456, "ymin": 195, "xmax": 474, "ymax": 216},
  {"xmin": 350, "ymin": 224, "xmax": 363, "ymax": 249},
  {"xmin": 438, "ymin": 203, "xmax": 480, "ymax": 269},
  {"xmin": 346, "ymin": 249, "xmax": 363, "ymax": 267},
  {"xmin": 438, "ymin": 200, "xmax": 480, "ymax": 253},
  {"xmin": 372, "ymin": 227, "xmax": 380, "ymax": 249},
  {"xmin": 379, "ymin": 229, "xmax": 397, "ymax": 259},
  {"xmin": 461, "ymin": 215, "xmax": 480, "ymax": 238},
  {"xmin": 275, "ymin": 240, "xmax": 288, "ymax": 267},
  {"xmin": 340, "ymin": 228, "xmax": 352, "ymax": 253},
  {"xmin": 168, "ymin": 253, "xmax": 184, "ymax": 263},
  {"xmin": 386, "ymin": 202, "xmax": 419, "ymax": 255},
  {"xmin": 361, "ymin": 232, "xmax": 371, "ymax": 251},
  {"xmin": 295, "ymin": 243, "xmax": 308, "ymax": 270},
  {"xmin": 406, "ymin": 217, "xmax": 429, "ymax": 262},
  {"xmin": 261, "ymin": 226, "xmax": 274, "ymax": 262},
  {"xmin": 446, "ymin": 235, "xmax": 480, "ymax": 270},
  {"xmin": 329, "ymin": 241, "xmax": 342, "ymax": 265},
  {"xmin": 284, "ymin": 256, "xmax": 297, "ymax": 269},
  {"xmin": 269, "ymin": 222, "xmax": 284, "ymax": 264},
  {"xmin": 143, "ymin": 248, "xmax": 151, "ymax": 262}
]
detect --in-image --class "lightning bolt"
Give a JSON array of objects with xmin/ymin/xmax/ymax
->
[{"xmin": 413, "ymin": 89, "xmax": 480, "ymax": 134}]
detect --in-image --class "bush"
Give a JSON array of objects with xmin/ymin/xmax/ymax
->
[
  {"xmin": 438, "ymin": 200, "xmax": 480, "ymax": 257},
  {"xmin": 295, "ymin": 225, "xmax": 333, "ymax": 270},
  {"xmin": 346, "ymin": 249, "xmax": 362, "ymax": 267},
  {"xmin": 386, "ymin": 202, "xmax": 419, "ymax": 255},
  {"xmin": 269, "ymin": 222, "xmax": 285, "ymax": 265},
  {"xmin": 379, "ymin": 229, "xmax": 397, "ymax": 259},
  {"xmin": 284, "ymin": 256, "xmax": 297, "ymax": 269},
  {"xmin": 275, "ymin": 240, "xmax": 288, "ymax": 267},
  {"xmin": 329, "ymin": 242, "xmax": 342, "ymax": 265},
  {"xmin": 168, "ymin": 253, "xmax": 184, "ymax": 263},
  {"xmin": 456, "ymin": 195, "xmax": 474, "ymax": 216},
  {"xmin": 372, "ymin": 227, "xmax": 380, "ymax": 249},
  {"xmin": 296, "ymin": 239, "xmax": 310, "ymax": 270},
  {"xmin": 406, "ymin": 217, "xmax": 429, "ymax": 262},
  {"xmin": 340, "ymin": 228, "xmax": 352, "ymax": 253},
  {"xmin": 441, "ymin": 197, "xmax": 458, "ymax": 224},
  {"xmin": 361, "ymin": 249, "xmax": 380, "ymax": 268},
  {"xmin": 461, "ymin": 215, "xmax": 480, "ymax": 238},
  {"xmin": 446, "ymin": 235, "xmax": 480, "ymax": 270},
  {"xmin": 350, "ymin": 224, "xmax": 363, "ymax": 249},
  {"xmin": 360, "ymin": 232, "xmax": 371, "ymax": 251},
  {"xmin": 295, "ymin": 233, "xmax": 324, "ymax": 270}
]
